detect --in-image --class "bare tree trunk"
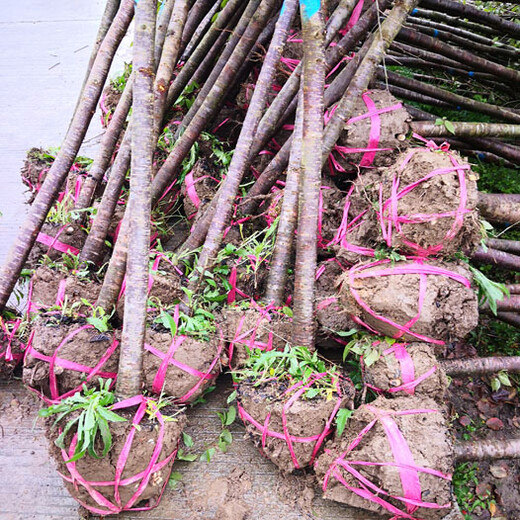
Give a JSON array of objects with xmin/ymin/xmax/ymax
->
[
  {"xmin": 441, "ymin": 356, "xmax": 520, "ymax": 376},
  {"xmin": 291, "ymin": 1, "xmax": 326, "ymax": 348},
  {"xmin": 0, "ymin": 0, "xmax": 135, "ymax": 311},
  {"xmin": 486, "ymin": 239, "xmax": 520, "ymax": 256},
  {"xmin": 472, "ymin": 247, "xmax": 520, "ymax": 272},
  {"xmin": 479, "ymin": 193, "xmax": 520, "ymax": 225},
  {"xmin": 455, "ymin": 439, "xmax": 520, "ymax": 463},
  {"xmin": 411, "ymin": 122, "xmax": 520, "ymax": 138},
  {"xmin": 116, "ymin": 0, "xmax": 156, "ymax": 400}
]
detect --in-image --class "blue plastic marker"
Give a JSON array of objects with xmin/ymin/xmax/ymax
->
[
  {"xmin": 412, "ymin": 8, "xmax": 418, "ymax": 14},
  {"xmin": 468, "ymin": 71, "xmax": 475, "ymax": 77},
  {"xmin": 300, "ymin": 0, "xmax": 320, "ymax": 20},
  {"xmin": 478, "ymin": 153, "xmax": 485, "ymax": 160},
  {"xmin": 433, "ymin": 29, "xmax": 439, "ymax": 37}
]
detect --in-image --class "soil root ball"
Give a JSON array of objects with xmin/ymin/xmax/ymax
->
[
  {"xmin": 339, "ymin": 258, "xmax": 478, "ymax": 344},
  {"xmin": 23, "ymin": 322, "xmax": 120, "ymax": 403},
  {"xmin": 315, "ymin": 259, "xmax": 356, "ymax": 348},
  {"xmin": 221, "ymin": 305, "xmax": 293, "ymax": 369},
  {"xmin": 0, "ymin": 317, "xmax": 26, "ymax": 378},
  {"xmin": 315, "ymin": 395, "xmax": 453, "ymax": 519},
  {"xmin": 29, "ymin": 266, "xmax": 101, "ymax": 315},
  {"xmin": 47, "ymin": 397, "xmax": 186, "ymax": 515},
  {"xmin": 332, "ymin": 90, "xmax": 410, "ymax": 175},
  {"xmin": 143, "ymin": 326, "xmax": 223, "ymax": 404},
  {"xmin": 334, "ymin": 147, "xmax": 480, "ymax": 264},
  {"xmin": 363, "ymin": 341, "xmax": 449, "ymax": 402},
  {"xmin": 237, "ymin": 376, "xmax": 354, "ymax": 473}
]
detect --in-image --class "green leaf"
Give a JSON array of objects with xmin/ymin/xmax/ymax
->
[
  {"xmin": 225, "ymin": 406, "xmax": 236, "ymax": 426},
  {"xmin": 282, "ymin": 306, "xmax": 293, "ymax": 318},
  {"xmin": 177, "ymin": 449, "xmax": 197, "ymax": 462},
  {"xmin": 336, "ymin": 408, "xmax": 353, "ymax": 437},
  {"xmin": 305, "ymin": 388, "xmax": 320, "ymax": 400},
  {"xmin": 220, "ymin": 429, "xmax": 232, "ymax": 445},
  {"xmin": 160, "ymin": 311, "xmax": 178, "ymax": 336},
  {"xmin": 498, "ymin": 371, "xmax": 512, "ymax": 387},
  {"xmin": 491, "ymin": 377, "xmax": 501, "ymax": 392},
  {"xmin": 182, "ymin": 432, "xmax": 194, "ymax": 448},
  {"xmin": 336, "ymin": 328, "xmax": 358, "ymax": 337},
  {"xmin": 200, "ymin": 448, "xmax": 216, "ymax": 462},
  {"xmin": 444, "ymin": 120, "xmax": 456, "ymax": 135},
  {"xmin": 363, "ymin": 347, "xmax": 380, "ymax": 367},
  {"xmin": 98, "ymin": 407, "xmax": 127, "ymax": 423},
  {"xmin": 168, "ymin": 471, "xmax": 183, "ymax": 489},
  {"xmin": 434, "ymin": 118, "xmax": 444, "ymax": 126},
  {"xmin": 98, "ymin": 416, "xmax": 112, "ymax": 457},
  {"xmin": 227, "ymin": 390, "xmax": 237, "ymax": 404}
]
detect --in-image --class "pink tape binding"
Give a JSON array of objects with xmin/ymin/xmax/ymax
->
[
  {"xmin": 57, "ymin": 395, "xmax": 180, "ymax": 515},
  {"xmin": 322, "ymin": 405, "xmax": 451, "ymax": 519}
]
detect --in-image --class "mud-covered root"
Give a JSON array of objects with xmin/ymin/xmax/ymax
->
[
  {"xmin": 334, "ymin": 147, "xmax": 481, "ymax": 264},
  {"xmin": 363, "ymin": 341, "xmax": 449, "ymax": 402},
  {"xmin": 236, "ymin": 375, "xmax": 354, "ymax": 473},
  {"xmin": 143, "ymin": 325, "xmax": 223, "ymax": 404},
  {"xmin": 221, "ymin": 305, "xmax": 293, "ymax": 369},
  {"xmin": 339, "ymin": 258, "xmax": 479, "ymax": 344},
  {"xmin": 29, "ymin": 266, "xmax": 101, "ymax": 315},
  {"xmin": 315, "ymin": 259, "xmax": 356, "ymax": 348},
  {"xmin": 315, "ymin": 395, "xmax": 454, "ymax": 519},
  {"xmin": 47, "ymin": 396, "xmax": 186, "ymax": 515},
  {"xmin": 331, "ymin": 90, "xmax": 410, "ymax": 175},
  {"xmin": 23, "ymin": 321, "xmax": 120, "ymax": 403},
  {"xmin": 0, "ymin": 316, "xmax": 27, "ymax": 378}
]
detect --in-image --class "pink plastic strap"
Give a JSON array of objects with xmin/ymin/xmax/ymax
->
[
  {"xmin": 58, "ymin": 396, "xmax": 178, "ymax": 515},
  {"xmin": 0, "ymin": 318, "xmax": 25, "ymax": 363},
  {"xmin": 184, "ymin": 170, "xmax": 202, "ymax": 209},
  {"xmin": 145, "ymin": 308, "xmax": 223, "ymax": 403},
  {"xmin": 322, "ymin": 406, "xmax": 451, "ymax": 519},
  {"xmin": 36, "ymin": 228, "xmax": 80, "ymax": 256},
  {"xmin": 24, "ymin": 326, "xmax": 119, "ymax": 404}
]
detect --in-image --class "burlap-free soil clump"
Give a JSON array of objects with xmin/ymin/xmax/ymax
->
[
  {"xmin": 23, "ymin": 321, "xmax": 119, "ymax": 401},
  {"xmin": 319, "ymin": 179, "xmax": 348, "ymax": 247},
  {"xmin": 26, "ymin": 222, "xmax": 86, "ymax": 269},
  {"xmin": 315, "ymin": 260, "xmax": 356, "ymax": 348},
  {"xmin": 237, "ymin": 378, "xmax": 354, "ymax": 473},
  {"xmin": 364, "ymin": 342, "xmax": 449, "ymax": 402},
  {"xmin": 30, "ymin": 266, "xmax": 101, "ymax": 314},
  {"xmin": 143, "ymin": 327, "xmax": 222, "ymax": 404},
  {"xmin": 20, "ymin": 147, "xmax": 53, "ymax": 202},
  {"xmin": 340, "ymin": 259, "xmax": 478, "ymax": 343},
  {"xmin": 47, "ymin": 404, "xmax": 186, "ymax": 514},
  {"xmin": 334, "ymin": 90, "xmax": 410, "ymax": 174},
  {"xmin": 316, "ymin": 395, "xmax": 453, "ymax": 519},
  {"xmin": 0, "ymin": 334, "xmax": 24, "ymax": 378},
  {"xmin": 337, "ymin": 147, "xmax": 480, "ymax": 263},
  {"xmin": 221, "ymin": 306, "xmax": 293, "ymax": 369}
]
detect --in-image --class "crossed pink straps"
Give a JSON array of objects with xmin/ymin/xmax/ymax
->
[
  {"xmin": 322, "ymin": 405, "xmax": 452, "ymax": 519},
  {"xmin": 57, "ymin": 395, "xmax": 180, "ymax": 515},
  {"xmin": 364, "ymin": 342, "xmax": 437, "ymax": 396},
  {"xmin": 347, "ymin": 258, "xmax": 471, "ymax": 345},
  {"xmin": 144, "ymin": 305, "xmax": 223, "ymax": 403},
  {"xmin": 238, "ymin": 373, "xmax": 344, "ymax": 470},
  {"xmin": 24, "ymin": 324, "xmax": 119, "ymax": 404},
  {"xmin": 0, "ymin": 318, "xmax": 25, "ymax": 364},
  {"xmin": 36, "ymin": 225, "xmax": 80, "ymax": 257}
]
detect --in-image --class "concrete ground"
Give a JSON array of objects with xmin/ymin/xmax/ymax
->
[{"xmin": 0, "ymin": 4, "xmax": 372, "ymax": 519}]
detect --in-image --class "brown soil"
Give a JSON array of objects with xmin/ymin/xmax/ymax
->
[
  {"xmin": 23, "ymin": 321, "xmax": 120, "ymax": 401},
  {"xmin": 30, "ymin": 266, "xmax": 101, "ymax": 314},
  {"xmin": 237, "ymin": 378, "xmax": 354, "ymax": 473},
  {"xmin": 316, "ymin": 395, "xmax": 454, "ymax": 519},
  {"xmin": 47, "ymin": 404, "xmax": 186, "ymax": 514},
  {"xmin": 143, "ymin": 327, "xmax": 222, "ymax": 404},
  {"xmin": 26, "ymin": 222, "xmax": 86, "ymax": 270},
  {"xmin": 0, "ymin": 336, "xmax": 24, "ymax": 379},
  {"xmin": 116, "ymin": 259, "xmax": 183, "ymax": 320},
  {"xmin": 20, "ymin": 147, "xmax": 53, "ymax": 203},
  {"xmin": 220, "ymin": 306, "xmax": 293, "ymax": 369},
  {"xmin": 320, "ymin": 178, "xmax": 348, "ymax": 248},
  {"xmin": 337, "ymin": 148, "xmax": 481, "ymax": 262},
  {"xmin": 315, "ymin": 260, "xmax": 356, "ymax": 348},
  {"xmin": 339, "ymin": 259, "xmax": 479, "ymax": 343},
  {"xmin": 181, "ymin": 159, "xmax": 220, "ymax": 223},
  {"xmin": 335, "ymin": 90, "xmax": 410, "ymax": 174},
  {"xmin": 364, "ymin": 342, "xmax": 449, "ymax": 402}
]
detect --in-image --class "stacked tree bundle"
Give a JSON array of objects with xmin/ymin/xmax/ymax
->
[{"xmin": 1, "ymin": 0, "xmax": 520, "ymax": 516}]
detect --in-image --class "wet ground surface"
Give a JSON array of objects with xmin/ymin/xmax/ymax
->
[{"xmin": 0, "ymin": 376, "xmax": 373, "ymax": 520}]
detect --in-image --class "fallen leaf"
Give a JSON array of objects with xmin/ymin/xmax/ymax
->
[
  {"xmin": 486, "ymin": 417, "xmax": 504, "ymax": 431},
  {"xmin": 489, "ymin": 501, "xmax": 497, "ymax": 516},
  {"xmin": 490, "ymin": 464, "xmax": 508, "ymax": 479},
  {"xmin": 476, "ymin": 482, "xmax": 492, "ymax": 499}
]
